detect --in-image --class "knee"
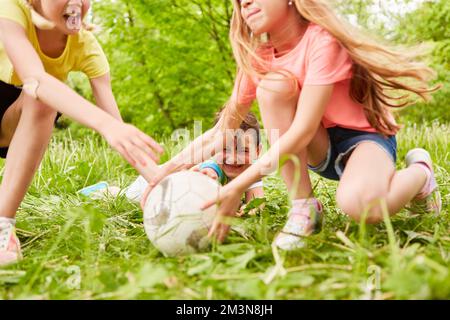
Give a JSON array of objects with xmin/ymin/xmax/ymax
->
[
  {"xmin": 22, "ymin": 96, "xmax": 56, "ymax": 121},
  {"xmin": 336, "ymin": 185, "xmax": 388, "ymax": 224},
  {"xmin": 256, "ymin": 72, "xmax": 299, "ymax": 104}
]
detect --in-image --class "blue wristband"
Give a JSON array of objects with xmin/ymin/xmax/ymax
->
[{"xmin": 199, "ymin": 160, "xmax": 227, "ymax": 185}]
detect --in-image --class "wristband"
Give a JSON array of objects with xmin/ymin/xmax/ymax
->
[
  {"xmin": 23, "ymin": 78, "xmax": 40, "ymax": 100},
  {"xmin": 199, "ymin": 160, "xmax": 227, "ymax": 185}
]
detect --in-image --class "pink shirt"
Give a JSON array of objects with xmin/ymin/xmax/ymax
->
[{"xmin": 232, "ymin": 24, "xmax": 388, "ymax": 133}]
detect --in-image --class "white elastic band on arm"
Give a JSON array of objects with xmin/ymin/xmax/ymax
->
[{"xmin": 22, "ymin": 78, "xmax": 40, "ymax": 99}]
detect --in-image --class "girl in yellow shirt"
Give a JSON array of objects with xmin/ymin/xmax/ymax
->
[{"xmin": 0, "ymin": 0, "xmax": 163, "ymax": 265}]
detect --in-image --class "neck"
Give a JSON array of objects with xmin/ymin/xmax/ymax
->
[
  {"xmin": 269, "ymin": 10, "xmax": 307, "ymax": 57},
  {"xmin": 36, "ymin": 27, "xmax": 67, "ymax": 43}
]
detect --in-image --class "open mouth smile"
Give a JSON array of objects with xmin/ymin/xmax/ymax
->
[{"xmin": 63, "ymin": 3, "xmax": 82, "ymax": 30}]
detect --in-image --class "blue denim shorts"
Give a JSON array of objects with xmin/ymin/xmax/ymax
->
[{"xmin": 308, "ymin": 126, "xmax": 397, "ymax": 181}]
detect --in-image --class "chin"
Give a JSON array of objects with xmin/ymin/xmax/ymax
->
[
  {"xmin": 222, "ymin": 168, "xmax": 242, "ymax": 179},
  {"xmin": 250, "ymin": 26, "xmax": 266, "ymax": 37},
  {"xmin": 56, "ymin": 23, "xmax": 81, "ymax": 35},
  {"xmin": 222, "ymin": 168, "xmax": 241, "ymax": 179},
  {"xmin": 224, "ymin": 172, "xmax": 240, "ymax": 179},
  {"xmin": 66, "ymin": 28, "xmax": 81, "ymax": 35}
]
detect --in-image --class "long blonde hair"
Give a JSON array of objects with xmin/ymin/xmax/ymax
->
[{"xmin": 228, "ymin": 0, "xmax": 439, "ymax": 135}]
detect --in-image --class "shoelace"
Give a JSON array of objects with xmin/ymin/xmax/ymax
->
[{"xmin": 0, "ymin": 220, "xmax": 13, "ymax": 251}]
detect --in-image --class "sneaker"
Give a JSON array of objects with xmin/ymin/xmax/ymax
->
[
  {"xmin": 274, "ymin": 199, "xmax": 323, "ymax": 251},
  {"xmin": 124, "ymin": 175, "xmax": 149, "ymax": 202},
  {"xmin": 405, "ymin": 148, "xmax": 442, "ymax": 215},
  {"xmin": 0, "ymin": 218, "xmax": 22, "ymax": 266},
  {"xmin": 78, "ymin": 182, "xmax": 121, "ymax": 200}
]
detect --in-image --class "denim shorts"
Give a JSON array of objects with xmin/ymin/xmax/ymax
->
[
  {"xmin": 308, "ymin": 126, "xmax": 397, "ymax": 181},
  {"xmin": 0, "ymin": 80, "xmax": 61, "ymax": 159}
]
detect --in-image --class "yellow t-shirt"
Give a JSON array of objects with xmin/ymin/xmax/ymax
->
[{"xmin": 0, "ymin": 0, "xmax": 109, "ymax": 86}]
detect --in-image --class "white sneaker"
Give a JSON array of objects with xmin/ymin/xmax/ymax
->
[
  {"xmin": 78, "ymin": 182, "xmax": 121, "ymax": 200},
  {"xmin": 124, "ymin": 175, "xmax": 149, "ymax": 202},
  {"xmin": 405, "ymin": 148, "xmax": 442, "ymax": 215},
  {"xmin": 78, "ymin": 177, "xmax": 149, "ymax": 203},
  {"xmin": 274, "ymin": 200, "xmax": 323, "ymax": 251},
  {"xmin": 0, "ymin": 218, "xmax": 22, "ymax": 266}
]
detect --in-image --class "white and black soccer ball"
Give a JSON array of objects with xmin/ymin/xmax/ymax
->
[{"xmin": 143, "ymin": 171, "xmax": 220, "ymax": 257}]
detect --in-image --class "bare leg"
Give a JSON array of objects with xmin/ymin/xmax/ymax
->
[
  {"xmin": 336, "ymin": 142, "xmax": 427, "ymax": 223},
  {"xmin": 0, "ymin": 97, "xmax": 23, "ymax": 147},
  {"xmin": 257, "ymin": 73, "xmax": 329, "ymax": 199},
  {"xmin": 0, "ymin": 93, "xmax": 56, "ymax": 218}
]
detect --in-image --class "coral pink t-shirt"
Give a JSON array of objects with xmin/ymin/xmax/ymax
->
[{"xmin": 232, "ymin": 24, "xmax": 390, "ymax": 133}]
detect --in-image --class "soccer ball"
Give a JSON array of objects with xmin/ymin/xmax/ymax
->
[{"xmin": 143, "ymin": 171, "xmax": 220, "ymax": 257}]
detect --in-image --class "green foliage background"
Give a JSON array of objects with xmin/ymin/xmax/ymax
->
[
  {"xmin": 66, "ymin": 0, "xmax": 449, "ymax": 135},
  {"xmin": 1, "ymin": 0, "xmax": 449, "ymax": 300},
  {"xmin": 394, "ymin": 0, "xmax": 450, "ymax": 123},
  {"xmin": 69, "ymin": 0, "xmax": 235, "ymax": 136}
]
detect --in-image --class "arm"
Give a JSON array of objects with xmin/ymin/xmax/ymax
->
[
  {"xmin": 228, "ymin": 85, "xmax": 333, "ymax": 193},
  {"xmin": 204, "ymin": 84, "xmax": 334, "ymax": 240},
  {"xmin": 191, "ymin": 165, "xmax": 220, "ymax": 182},
  {"xmin": 140, "ymin": 102, "xmax": 252, "ymax": 208},
  {"xmin": 143, "ymin": 68, "xmax": 253, "ymax": 186},
  {"xmin": 0, "ymin": 19, "xmax": 111, "ymax": 130},
  {"xmin": 0, "ymin": 19, "xmax": 162, "ymax": 175},
  {"xmin": 90, "ymin": 73, "xmax": 122, "ymax": 122},
  {"xmin": 90, "ymin": 74, "xmax": 165, "ymax": 181},
  {"xmin": 160, "ymin": 102, "xmax": 252, "ymax": 174}
]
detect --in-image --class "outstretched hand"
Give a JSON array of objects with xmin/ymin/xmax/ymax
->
[
  {"xmin": 191, "ymin": 165, "xmax": 219, "ymax": 181},
  {"xmin": 139, "ymin": 164, "xmax": 175, "ymax": 210},
  {"xmin": 201, "ymin": 184, "xmax": 243, "ymax": 243},
  {"xmin": 101, "ymin": 120, "xmax": 163, "ymax": 168}
]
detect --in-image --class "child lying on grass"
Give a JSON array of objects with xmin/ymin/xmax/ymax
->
[{"xmin": 80, "ymin": 111, "xmax": 264, "ymax": 208}]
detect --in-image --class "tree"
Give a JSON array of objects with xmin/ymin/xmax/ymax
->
[
  {"xmin": 394, "ymin": 0, "xmax": 449, "ymax": 123},
  {"xmin": 71, "ymin": 0, "xmax": 235, "ymax": 136}
]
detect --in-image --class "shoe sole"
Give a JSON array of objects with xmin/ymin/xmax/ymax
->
[{"xmin": 0, "ymin": 253, "xmax": 21, "ymax": 266}]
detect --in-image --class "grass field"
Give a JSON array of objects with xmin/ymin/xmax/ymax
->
[{"xmin": 0, "ymin": 123, "xmax": 448, "ymax": 300}]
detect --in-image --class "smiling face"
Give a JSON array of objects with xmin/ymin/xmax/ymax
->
[
  {"xmin": 37, "ymin": 0, "xmax": 90, "ymax": 34},
  {"xmin": 237, "ymin": 0, "xmax": 292, "ymax": 36},
  {"xmin": 219, "ymin": 131, "xmax": 261, "ymax": 179}
]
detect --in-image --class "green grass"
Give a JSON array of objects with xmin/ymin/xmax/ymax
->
[{"xmin": 0, "ymin": 123, "xmax": 448, "ymax": 300}]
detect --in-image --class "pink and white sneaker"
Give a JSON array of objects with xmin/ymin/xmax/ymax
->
[
  {"xmin": 274, "ymin": 199, "xmax": 323, "ymax": 251},
  {"xmin": 0, "ymin": 218, "xmax": 22, "ymax": 266},
  {"xmin": 405, "ymin": 148, "xmax": 442, "ymax": 216}
]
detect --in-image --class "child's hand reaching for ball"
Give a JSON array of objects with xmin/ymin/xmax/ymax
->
[
  {"xmin": 201, "ymin": 183, "xmax": 244, "ymax": 242},
  {"xmin": 100, "ymin": 120, "xmax": 163, "ymax": 169},
  {"xmin": 140, "ymin": 184, "xmax": 152, "ymax": 210},
  {"xmin": 191, "ymin": 165, "xmax": 219, "ymax": 181},
  {"xmin": 139, "ymin": 164, "xmax": 175, "ymax": 210}
]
